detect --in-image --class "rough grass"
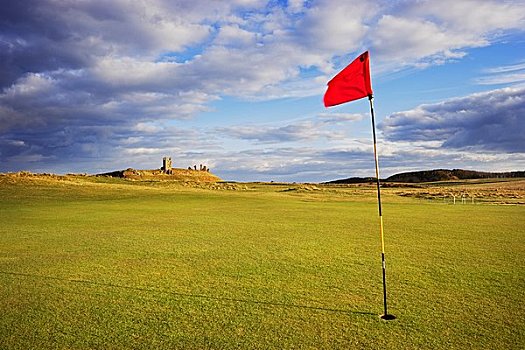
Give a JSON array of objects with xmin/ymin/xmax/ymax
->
[
  {"xmin": 389, "ymin": 179, "xmax": 525, "ymax": 205},
  {"xmin": 0, "ymin": 175, "xmax": 524, "ymax": 349}
]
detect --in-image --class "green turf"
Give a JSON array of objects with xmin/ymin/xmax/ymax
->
[{"xmin": 0, "ymin": 177, "xmax": 524, "ymax": 349}]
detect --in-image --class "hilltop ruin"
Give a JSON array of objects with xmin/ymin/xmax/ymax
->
[{"xmin": 98, "ymin": 157, "xmax": 220, "ymax": 182}]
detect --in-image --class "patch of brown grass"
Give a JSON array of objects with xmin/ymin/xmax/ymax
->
[{"xmin": 388, "ymin": 179, "xmax": 525, "ymax": 205}]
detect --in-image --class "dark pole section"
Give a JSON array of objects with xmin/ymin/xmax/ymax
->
[
  {"xmin": 381, "ymin": 252, "xmax": 388, "ymax": 316},
  {"xmin": 369, "ymin": 95, "xmax": 382, "ymax": 217}
]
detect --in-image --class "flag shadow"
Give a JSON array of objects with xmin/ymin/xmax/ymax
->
[{"xmin": 1, "ymin": 270, "xmax": 376, "ymax": 316}]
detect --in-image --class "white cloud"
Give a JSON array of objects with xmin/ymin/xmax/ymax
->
[
  {"xmin": 476, "ymin": 73, "xmax": 525, "ymax": 85},
  {"xmin": 317, "ymin": 113, "xmax": 366, "ymax": 123},
  {"xmin": 124, "ymin": 147, "xmax": 164, "ymax": 156},
  {"xmin": 214, "ymin": 25, "xmax": 258, "ymax": 47},
  {"xmin": 287, "ymin": 0, "xmax": 306, "ymax": 14},
  {"xmin": 476, "ymin": 61, "xmax": 525, "ymax": 85},
  {"xmin": 371, "ymin": 0, "xmax": 525, "ymax": 69},
  {"xmin": 410, "ymin": 0, "xmax": 525, "ymax": 34},
  {"xmin": 59, "ymin": 0, "xmax": 212, "ymax": 56},
  {"xmin": 134, "ymin": 122, "xmax": 162, "ymax": 133},
  {"xmin": 3, "ymin": 73, "xmax": 56, "ymax": 98},
  {"xmin": 371, "ymin": 15, "xmax": 477, "ymax": 66},
  {"xmin": 91, "ymin": 58, "xmax": 179, "ymax": 88},
  {"xmin": 217, "ymin": 119, "xmax": 345, "ymax": 143},
  {"xmin": 295, "ymin": 0, "xmax": 373, "ymax": 55},
  {"xmin": 484, "ymin": 62, "xmax": 525, "ymax": 74}
]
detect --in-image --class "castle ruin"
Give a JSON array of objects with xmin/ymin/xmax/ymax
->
[
  {"xmin": 162, "ymin": 157, "xmax": 210, "ymax": 173},
  {"xmin": 162, "ymin": 156, "xmax": 172, "ymax": 174}
]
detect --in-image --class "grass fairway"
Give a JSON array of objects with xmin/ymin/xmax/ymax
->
[{"xmin": 0, "ymin": 176, "xmax": 524, "ymax": 349}]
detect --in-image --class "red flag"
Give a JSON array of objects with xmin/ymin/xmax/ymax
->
[{"xmin": 323, "ymin": 51, "xmax": 373, "ymax": 107}]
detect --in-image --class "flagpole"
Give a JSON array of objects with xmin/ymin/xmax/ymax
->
[{"xmin": 368, "ymin": 94, "xmax": 396, "ymax": 320}]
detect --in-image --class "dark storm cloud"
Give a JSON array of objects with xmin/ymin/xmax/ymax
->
[
  {"xmin": 380, "ymin": 87, "xmax": 525, "ymax": 153},
  {"xmin": 0, "ymin": 0, "xmax": 96, "ymax": 88}
]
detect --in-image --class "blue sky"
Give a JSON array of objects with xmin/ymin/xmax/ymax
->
[{"xmin": 1, "ymin": 0, "xmax": 524, "ymax": 182}]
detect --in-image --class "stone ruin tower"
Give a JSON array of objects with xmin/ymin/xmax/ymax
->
[{"xmin": 162, "ymin": 156, "xmax": 172, "ymax": 174}]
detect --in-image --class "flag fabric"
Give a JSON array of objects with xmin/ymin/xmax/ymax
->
[{"xmin": 323, "ymin": 51, "xmax": 373, "ymax": 107}]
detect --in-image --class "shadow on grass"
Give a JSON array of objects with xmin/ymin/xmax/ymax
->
[{"xmin": 1, "ymin": 270, "xmax": 376, "ymax": 316}]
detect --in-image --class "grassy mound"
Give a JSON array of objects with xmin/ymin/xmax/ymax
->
[{"xmin": 99, "ymin": 168, "xmax": 222, "ymax": 182}]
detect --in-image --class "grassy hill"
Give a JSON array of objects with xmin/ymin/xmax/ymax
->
[
  {"xmin": 385, "ymin": 169, "xmax": 525, "ymax": 183},
  {"xmin": 327, "ymin": 169, "xmax": 525, "ymax": 184},
  {"xmin": 323, "ymin": 176, "xmax": 377, "ymax": 184},
  {"xmin": 99, "ymin": 167, "xmax": 222, "ymax": 182}
]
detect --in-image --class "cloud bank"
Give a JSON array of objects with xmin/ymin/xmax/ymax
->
[{"xmin": 380, "ymin": 87, "xmax": 525, "ymax": 153}]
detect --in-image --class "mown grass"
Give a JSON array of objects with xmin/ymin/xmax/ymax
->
[{"xmin": 0, "ymin": 177, "xmax": 524, "ymax": 349}]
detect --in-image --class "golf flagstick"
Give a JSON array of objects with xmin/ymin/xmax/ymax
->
[
  {"xmin": 323, "ymin": 51, "xmax": 396, "ymax": 319},
  {"xmin": 368, "ymin": 94, "xmax": 396, "ymax": 320}
]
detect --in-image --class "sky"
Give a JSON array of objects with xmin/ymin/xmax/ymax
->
[{"xmin": 1, "ymin": 0, "xmax": 524, "ymax": 182}]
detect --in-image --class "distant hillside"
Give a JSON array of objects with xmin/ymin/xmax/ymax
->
[
  {"xmin": 325, "ymin": 169, "xmax": 525, "ymax": 184},
  {"xmin": 324, "ymin": 177, "xmax": 377, "ymax": 184},
  {"xmin": 385, "ymin": 169, "xmax": 525, "ymax": 183},
  {"xmin": 98, "ymin": 168, "xmax": 222, "ymax": 182}
]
